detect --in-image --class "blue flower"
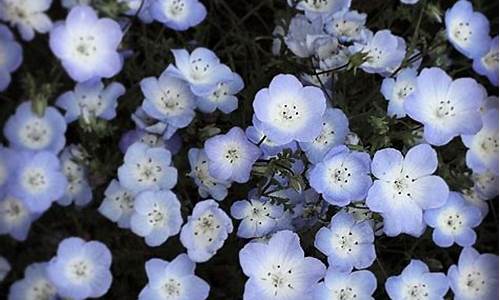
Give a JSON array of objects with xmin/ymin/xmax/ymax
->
[
  {"xmin": 424, "ymin": 192, "xmax": 482, "ymax": 248},
  {"xmin": 139, "ymin": 254, "xmax": 210, "ymax": 300},
  {"xmin": 462, "ymin": 187, "xmax": 489, "ymax": 221},
  {"xmin": 239, "ymin": 230, "xmax": 326, "ymax": 300},
  {"xmin": 0, "ymin": 146, "xmax": 15, "ymax": 198},
  {"xmin": 404, "ymin": 67, "xmax": 483, "ymax": 146},
  {"xmin": 245, "ymin": 115, "xmax": 298, "ymax": 158},
  {"xmin": 253, "ymin": 74, "xmax": 327, "ymax": 144},
  {"xmin": 49, "ymin": 5, "xmax": 124, "ymax": 82},
  {"xmin": 196, "ymin": 71, "xmax": 245, "ymax": 114},
  {"xmin": 9, "ymin": 150, "xmax": 67, "ymax": 213},
  {"xmin": 151, "ymin": 0, "xmax": 207, "ymax": 31},
  {"xmin": 290, "ymin": 189, "xmax": 327, "ymax": 230},
  {"xmin": 204, "ymin": 127, "xmax": 261, "ymax": 183},
  {"xmin": 315, "ymin": 211, "xmax": 375, "ymax": 272},
  {"xmin": 8, "ymin": 262, "xmax": 58, "ymax": 300},
  {"xmin": 130, "ymin": 189, "xmax": 182, "ymax": 247},
  {"xmin": 0, "ymin": 256, "xmax": 10, "ymax": 282},
  {"xmin": 462, "ymin": 108, "xmax": 498, "ymax": 175},
  {"xmin": 0, "ymin": 25, "xmax": 22, "ymax": 92},
  {"xmin": 56, "ymin": 79, "xmax": 125, "ymax": 123},
  {"xmin": 472, "ymin": 170, "xmax": 498, "ymax": 200},
  {"xmin": 289, "ymin": 0, "xmax": 351, "ymax": 20},
  {"xmin": 187, "ymin": 148, "xmax": 231, "ymax": 201},
  {"xmin": 380, "ymin": 68, "xmax": 417, "ymax": 119},
  {"xmin": 0, "ymin": 194, "xmax": 36, "ymax": 241},
  {"xmin": 131, "ymin": 107, "xmax": 170, "ymax": 136},
  {"xmin": 445, "ymin": 0, "xmax": 490, "ymax": 59},
  {"xmin": 366, "ymin": 144, "xmax": 449, "ymax": 237},
  {"xmin": 324, "ymin": 9, "xmax": 368, "ymax": 43},
  {"xmin": 4, "ymin": 101, "xmax": 67, "ymax": 153},
  {"xmin": 309, "ymin": 145, "xmax": 372, "ymax": 206},
  {"xmin": 56, "ymin": 145, "xmax": 92, "ymax": 207},
  {"xmin": 385, "ymin": 260, "xmax": 449, "ymax": 299},
  {"xmin": 167, "ymin": 48, "xmax": 233, "ymax": 96},
  {"xmin": 314, "ymin": 269, "xmax": 377, "ymax": 300},
  {"xmin": 284, "ymin": 14, "xmax": 324, "ymax": 58},
  {"xmin": 0, "ymin": 0, "xmax": 52, "ymax": 41},
  {"xmin": 140, "ymin": 71, "xmax": 196, "ymax": 129},
  {"xmin": 47, "ymin": 237, "xmax": 113, "ymax": 299},
  {"xmin": 180, "ymin": 200, "xmax": 233, "ymax": 262},
  {"xmin": 473, "ymin": 36, "xmax": 499, "ymax": 86},
  {"xmin": 448, "ymin": 247, "xmax": 498, "ymax": 300},
  {"xmin": 117, "ymin": 142, "xmax": 178, "ymax": 193},
  {"xmin": 299, "ymin": 108, "xmax": 349, "ymax": 164},
  {"xmin": 98, "ymin": 179, "xmax": 137, "ymax": 229}
]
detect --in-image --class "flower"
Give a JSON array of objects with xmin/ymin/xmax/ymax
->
[
  {"xmin": 150, "ymin": 0, "xmax": 207, "ymax": 31},
  {"xmin": 380, "ymin": 68, "xmax": 417, "ymax": 119},
  {"xmin": 284, "ymin": 14, "xmax": 324, "ymax": 58},
  {"xmin": 473, "ymin": 36, "xmax": 499, "ymax": 86},
  {"xmin": 49, "ymin": 5, "xmax": 124, "ymax": 82},
  {"xmin": 239, "ymin": 230, "xmax": 326, "ymax": 300},
  {"xmin": 0, "ymin": 256, "xmax": 10, "ymax": 282},
  {"xmin": 9, "ymin": 150, "xmax": 67, "ymax": 213},
  {"xmin": 0, "ymin": 0, "xmax": 52, "ymax": 41},
  {"xmin": 204, "ymin": 127, "xmax": 261, "ymax": 183},
  {"xmin": 130, "ymin": 189, "xmax": 182, "ymax": 247},
  {"xmin": 314, "ymin": 269, "xmax": 377, "ymax": 300},
  {"xmin": 187, "ymin": 148, "xmax": 231, "ymax": 201},
  {"xmin": 166, "ymin": 48, "xmax": 233, "ymax": 96},
  {"xmin": 98, "ymin": 179, "xmax": 137, "ymax": 229},
  {"xmin": 131, "ymin": 107, "xmax": 169, "ymax": 136},
  {"xmin": 0, "ymin": 147, "xmax": 14, "ymax": 197},
  {"xmin": 448, "ymin": 247, "xmax": 499, "ymax": 300},
  {"xmin": 299, "ymin": 107, "xmax": 349, "ymax": 164},
  {"xmin": 138, "ymin": 254, "xmax": 210, "ymax": 300},
  {"xmin": 56, "ymin": 145, "xmax": 92, "ymax": 207},
  {"xmin": 252, "ymin": 74, "xmax": 327, "ymax": 144},
  {"xmin": 56, "ymin": 79, "xmax": 125, "ymax": 123},
  {"xmin": 3, "ymin": 101, "xmax": 67, "ymax": 153},
  {"xmin": 117, "ymin": 142, "xmax": 178, "ymax": 193},
  {"xmin": 324, "ymin": 9, "xmax": 367, "ymax": 43},
  {"xmin": 0, "ymin": 194, "xmax": 36, "ymax": 241},
  {"xmin": 424, "ymin": 192, "xmax": 482, "ymax": 248},
  {"xmin": 245, "ymin": 115, "xmax": 298, "ymax": 158},
  {"xmin": 404, "ymin": 67, "xmax": 483, "ymax": 146},
  {"xmin": 61, "ymin": 0, "xmax": 90, "ymax": 9},
  {"xmin": 314, "ymin": 211, "xmax": 375, "ymax": 271},
  {"xmin": 0, "ymin": 24, "xmax": 22, "ymax": 92},
  {"xmin": 462, "ymin": 187, "xmax": 489, "ymax": 221},
  {"xmin": 445, "ymin": 0, "xmax": 490, "ymax": 59},
  {"xmin": 309, "ymin": 145, "xmax": 372, "ymax": 206},
  {"xmin": 120, "ymin": 0, "xmax": 154, "ymax": 23},
  {"xmin": 180, "ymin": 200, "xmax": 233, "ymax": 262},
  {"xmin": 472, "ymin": 170, "xmax": 498, "ymax": 200},
  {"xmin": 385, "ymin": 260, "xmax": 449, "ymax": 299},
  {"xmin": 289, "ymin": 0, "xmax": 351, "ymax": 20},
  {"xmin": 366, "ymin": 144, "xmax": 449, "ymax": 237},
  {"xmin": 8, "ymin": 262, "xmax": 58, "ymax": 300},
  {"xmin": 196, "ymin": 71, "xmax": 245, "ymax": 114},
  {"xmin": 47, "ymin": 237, "xmax": 113, "ymax": 299},
  {"xmin": 461, "ymin": 108, "xmax": 499, "ymax": 175}
]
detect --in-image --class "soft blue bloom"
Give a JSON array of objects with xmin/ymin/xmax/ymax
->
[
  {"xmin": 424, "ymin": 192, "xmax": 482, "ymax": 248},
  {"xmin": 139, "ymin": 254, "xmax": 210, "ymax": 300},
  {"xmin": 253, "ymin": 74, "xmax": 327, "ymax": 144},
  {"xmin": 315, "ymin": 211, "xmax": 375, "ymax": 272},
  {"xmin": 56, "ymin": 79, "xmax": 125, "ymax": 123},
  {"xmin": 140, "ymin": 71, "xmax": 196, "ymax": 129},
  {"xmin": 0, "ymin": 25, "xmax": 22, "ymax": 92},
  {"xmin": 8, "ymin": 262, "xmax": 58, "ymax": 300},
  {"xmin": 405, "ymin": 67, "xmax": 483, "ymax": 146},
  {"xmin": 314, "ymin": 269, "xmax": 377, "ymax": 300},
  {"xmin": 9, "ymin": 150, "xmax": 67, "ymax": 213},
  {"xmin": 448, "ymin": 247, "xmax": 499, "ymax": 300},
  {"xmin": 309, "ymin": 145, "xmax": 372, "ymax": 206},
  {"xmin": 98, "ymin": 179, "xmax": 136, "ymax": 229},
  {"xmin": 284, "ymin": 14, "xmax": 324, "ymax": 58},
  {"xmin": 239, "ymin": 230, "xmax": 326, "ymax": 300},
  {"xmin": 0, "ymin": 0, "xmax": 53, "ymax": 41},
  {"xmin": 151, "ymin": 0, "xmax": 207, "ymax": 31},
  {"xmin": 49, "ymin": 5, "xmax": 124, "ymax": 82},
  {"xmin": 196, "ymin": 71, "xmax": 244, "ymax": 114},
  {"xmin": 462, "ymin": 187, "xmax": 489, "ymax": 221},
  {"xmin": 47, "ymin": 237, "xmax": 113, "ymax": 299},
  {"xmin": 289, "ymin": 0, "xmax": 351, "ymax": 20},
  {"xmin": 462, "ymin": 109, "xmax": 498, "ymax": 175},
  {"xmin": 245, "ymin": 115, "xmax": 298, "ymax": 158},
  {"xmin": 117, "ymin": 142, "xmax": 177, "ymax": 193},
  {"xmin": 366, "ymin": 144, "xmax": 449, "ymax": 237},
  {"xmin": 188, "ymin": 148, "xmax": 231, "ymax": 201},
  {"xmin": 0, "ymin": 256, "xmax": 10, "ymax": 282},
  {"xmin": 180, "ymin": 200, "xmax": 233, "ymax": 262},
  {"xmin": 56, "ymin": 145, "xmax": 92, "ymax": 207},
  {"xmin": 324, "ymin": 9, "xmax": 367, "ymax": 43},
  {"xmin": 472, "ymin": 170, "xmax": 498, "ymax": 200},
  {"xmin": 130, "ymin": 189, "xmax": 182, "ymax": 247},
  {"xmin": 4, "ymin": 101, "xmax": 67, "ymax": 153},
  {"xmin": 385, "ymin": 260, "xmax": 449, "ymax": 299},
  {"xmin": 479, "ymin": 94, "xmax": 498, "ymax": 115},
  {"xmin": 0, "ymin": 194, "xmax": 36, "ymax": 241},
  {"xmin": 473, "ymin": 36, "xmax": 498, "ymax": 86},
  {"xmin": 119, "ymin": 129, "xmax": 182, "ymax": 155},
  {"xmin": 445, "ymin": 0, "xmax": 490, "ymax": 59},
  {"xmin": 61, "ymin": 0, "xmax": 90, "ymax": 9},
  {"xmin": 0, "ymin": 146, "xmax": 15, "ymax": 198},
  {"xmin": 204, "ymin": 127, "xmax": 261, "ymax": 183},
  {"xmin": 120, "ymin": 0, "xmax": 154, "ymax": 23},
  {"xmin": 299, "ymin": 108, "xmax": 349, "ymax": 164},
  {"xmin": 380, "ymin": 68, "xmax": 417, "ymax": 118},
  {"xmin": 131, "ymin": 107, "xmax": 170, "ymax": 136},
  {"xmin": 167, "ymin": 48, "xmax": 233, "ymax": 96}
]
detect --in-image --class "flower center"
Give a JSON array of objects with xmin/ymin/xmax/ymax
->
[
  {"xmin": 482, "ymin": 50, "xmax": 499, "ymax": 69},
  {"xmin": 279, "ymin": 103, "xmax": 300, "ymax": 121},
  {"xmin": 2, "ymin": 198, "xmax": 23, "ymax": 221},
  {"xmin": 169, "ymin": 0, "xmax": 185, "ymax": 15},
  {"xmin": 194, "ymin": 213, "xmax": 221, "ymax": 243},
  {"xmin": 464, "ymin": 271, "xmax": 486, "ymax": 293},
  {"xmin": 163, "ymin": 278, "xmax": 182, "ymax": 297},
  {"xmin": 147, "ymin": 202, "xmax": 165, "ymax": 226},
  {"xmin": 29, "ymin": 279, "xmax": 56, "ymax": 300},
  {"xmin": 302, "ymin": 0, "xmax": 330, "ymax": 10},
  {"xmin": 368, "ymin": 47, "xmax": 384, "ymax": 65},
  {"xmin": 135, "ymin": 157, "xmax": 163, "ymax": 183},
  {"xmin": 480, "ymin": 135, "xmax": 499, "ymax": 154},
  {"xmin": 23, "ymin": 169, "xmax": 47, "ymax": 192},
  {"xmin": 261, "ymin": 264, "xmax": 295, "ymax": 296},
  {"xmin": 329, "ymin": 167, "xmax": 351, "ymax": 186},
  {"xmin": 435, "ymin": 100, "xmax": 456, "ymax": 118},
  {"xmin": 74, "ymin": 35, "xmax": 97, "ymax": 58},
  {"xmin": 335, "ymin": 231, "xmax": 359, "ymax": 254},
  {"xmin": 225, "ymin": 148, "xmax": 240, "ymax": 164},
  {"xmin": 396, "ymin": 84, "xmax": 414, "ymax": 100},
  {"xmin": 392, "ymin": 175, "xmax": 415, "ymax": 198},
  {"xmin": 405, "ymin": 283, "xmax": 429, "ymax": 299},
  {"xmin": 314, "ymin": 122, "xmax": 335, "ymax": 146},
  {"xmin": 20, "ymin": 119, "xmax": 51, "ymax": 148},
  {"xmin": 334, "ymin": 19, "xmax": 361, "ymax": 37},
  {"xmin": 190, "ymin": 58, "xmax": 211, "ymax": 80},
  {"xmin": 453, "ymin": 22, "xmax": 473, "ymax": 43},
  {"xmin": 209, "ymin": 82, "xmax": 229, "ymax": 102},
  {"xmin": 70, "ymin": 260, "xmax": 91, "ymax": 280},
  {"xmin": 334, "ymin": 286, "xmax": 358, "ymax": 300},
  {"xmin": 157, "ymin": 89, "xmax": 184, "ymax": 115}
]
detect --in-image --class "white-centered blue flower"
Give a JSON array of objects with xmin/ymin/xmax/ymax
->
[
  {"xmin": 289, "ymin": 0, "xmax": 351, "ymax": 20},
  {"xmin": 231, "ymin": 196, "xmax": 284, "ymax": 239},
  {"xmin": 0, "ymin": 24, "xmax": 22, "ymax": 92},
  {"xmin": 0, "ymin": 0, "xmax": 53, "ymax": 41},
  {"xmin": 151, "ymin": 0, "xmax": 207, "ymax": 31},
  {"xmin": 472, "ymin": 170, "xmax": 498, "ymax": 200},
  {"xmin": 314, "ymin": 269, "xmax": 377, "ymax": 300},
  {"xmin": 380, "ymin": 68, "xmax": 417, "ymax": 118},
  {"xmin": 0, "ymin": 194, "xmax": 36, "ymax": 241},
  {"xmin": 324, "ymin": 9, "xmax": 367, "ymax": 43},
  {"xmin": 8, "ymin": 262, "xmax": 58, "ymax": 300},
  {"xmin": 473, "ymin": 36, "xmax": 498, "ymax": 86},
  {"xmin": 284, "ymin": 14, "xmax": 324, "ymax": 58},
  {"xmin": 196, "ymin": 71, "xmax": 244, "ymax": 114},
  {"xmin": 56, "ymin": 145, "xmax": 92, "ymax": 207},
  {"xmin": 98, "ymin": 179, "xmax": 137, "ymax": 229}
]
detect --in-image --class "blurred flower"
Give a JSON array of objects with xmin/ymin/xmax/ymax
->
[
  {"xmin": 188, "ymin": 148, "xmax": 231, "ymax": 201},
  {"xmin": 56, "ymin": 145, "xmax": 92, "ymax": 207},
  {"xmin": 289, "ymin": 0, "xmax": 351, "ymax": 20},
  {"xmin": 8, "ymin": 262, "xmax": 58, "ymax": 300},
  {"xmin": 0, "ymin": 0, "xmax": 52, "ymax": 41},
  {"xmin": 314, "ymin": 269, "xmax": 377, "ymax": 299},
  {"xmin": 284, "ymin": 14, "xmax": 323, "ymax": 58},
  {"xmin": 473, "ymin": 36, "xmax": 499, "ymax": 86},
  {"xmin": 151, "ymin": 0, "xmax": 206, "ymax": 31},
  {"xmin": 324, "ymin": 9, "xmax": 367, "ymax": 43},
  {"xmin": 472, "ymin": 170, "xmax": 498, "ymax": 200},
  {"xmin": 0, "ymin": 194, "xmax": 36, "ymax": 241},
  {"xmin": 0, "ymin": 25, "xmax": 22, "ymax": 92}
]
